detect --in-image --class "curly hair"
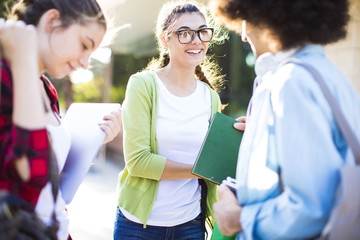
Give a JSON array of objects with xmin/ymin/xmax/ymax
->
[{"xmin": 209, "ymin": 0, "xmax": 350, "ymax": 50}]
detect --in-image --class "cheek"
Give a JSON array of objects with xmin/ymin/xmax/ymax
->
[
  {"xmin": 49, "ymin": 36, "xmax": 68, "ymax": 61},
  {"xmin": 49, "ymin": 33, "xmax": 80, "ymax": 62},
  {"xmin": 204, "ymin": 43, "xmax": 210, "ymax": 52}
]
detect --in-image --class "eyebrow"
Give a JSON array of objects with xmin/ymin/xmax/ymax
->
[
  {"xmin": 86, "ymin": 36, "xmax": 95, "ymax": 49},
  {"xmin": 177, "ymin": 24, "xmax": 207, "ymax": 30}
]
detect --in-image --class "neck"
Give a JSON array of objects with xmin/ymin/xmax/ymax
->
[
  {"xmin": 162, "ymin": 62, "xmax": 197, "ymax": 87},
  {"xmin": 157, "ymin": 62, "xmax": 198, "ymax": 97}
]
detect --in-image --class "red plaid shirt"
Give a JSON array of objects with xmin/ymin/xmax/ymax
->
[{"xmin": 0, "ymin": 59, "xmax": 60, "ymax": 205}]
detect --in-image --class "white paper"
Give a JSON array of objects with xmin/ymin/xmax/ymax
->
[{"xmin": 60, "ymin": 103, "xmax": 121, "ymax": 204}]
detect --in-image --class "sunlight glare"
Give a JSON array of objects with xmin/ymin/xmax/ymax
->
[{"xmin": 70, "ymin": 68, "xmax": 94, "ymax": 84}]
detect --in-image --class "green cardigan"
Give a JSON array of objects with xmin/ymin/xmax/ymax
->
[{"xmin": 117, "ymin": 70, "xmax": 221, "ymax": 227}]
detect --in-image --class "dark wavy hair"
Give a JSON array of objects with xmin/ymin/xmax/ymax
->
[
  {"xmin": 209, "ymin": 0, "xmax": 350, "ymax": 50},
  {"xmin": 8, "ymin": 0, "xmax": 106, "ymax": 29}
]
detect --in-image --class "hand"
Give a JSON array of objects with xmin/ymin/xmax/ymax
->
[
  {"xmin": 234, "ymin": 116, "xmax": 246, "ymax": 131},
  {"xmin": 0, "ymin": 18, "xmax": 38, "ymax": 64},
  {"xmin": 100, "ymin": 108, "xmax": 122, "ymax": 144},
  {"xmin": 213, "ymin": 184, "xmax": 243, "ymax": 236}
]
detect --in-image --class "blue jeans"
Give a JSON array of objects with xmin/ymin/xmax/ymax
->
[{"xmin": 113, "ymin": 206, "xmax": 204, "ymax": 240}]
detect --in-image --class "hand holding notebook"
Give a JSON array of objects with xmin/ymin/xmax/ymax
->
[{"xmin": 191, "ymin": 112, "xmax": 243, "ymax": 184}]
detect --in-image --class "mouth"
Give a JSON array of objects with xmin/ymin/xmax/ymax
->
[
  {"xmin": 67, "ymin": 62, "xmax": 75, "ymax": 72},
  {"xmin": 185, "ymin": 49, "xmax": 203, "ymax": 55}
]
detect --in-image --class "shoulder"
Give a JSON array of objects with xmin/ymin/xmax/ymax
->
[
  {"xmin": 206, "ymin": 84, "xmax": 221, "ymax": 103},
  {"xmin": 199, "ymin": 81, "xmax": 221, "ymax": 111},
  {"xmin": 129, "ymin": 71, "xmax": 156, "ymax": 85},
  {"xmin": 127, "ymin": 71, "xmax": 156, "ymax": 91},
  {"xmin": 125, "ymin": 71, "xmax": 158, "ymax": 102}
]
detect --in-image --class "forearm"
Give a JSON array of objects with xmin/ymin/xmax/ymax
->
[
  {"xmin": 12, "ymin": 57, "xmax": 45, "ymax": 129},
  {"xmin": 160, "ymin": 159, "xmax": 197, "ymax": 180}
]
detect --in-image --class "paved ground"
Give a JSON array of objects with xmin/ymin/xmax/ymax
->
[{"xmin": 67, "ymin": 150, "xmax": 124, "ymax": 240}]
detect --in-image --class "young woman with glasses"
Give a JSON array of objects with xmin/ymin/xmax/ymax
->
[{"xmin": 113, "ymin": 1, "xmax": 227, "ymax": 239}]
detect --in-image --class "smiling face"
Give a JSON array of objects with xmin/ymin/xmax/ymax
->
[
  {"xmin": 38, "ymin": 10, "xmax": 106, "ymax": 78},
  {"xmin": 165, "ymin": 12, "xmax": 210, "ymax": 68}
]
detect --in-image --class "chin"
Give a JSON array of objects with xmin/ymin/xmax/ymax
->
[
  {"xmin": 190, "ymin": 60, "xmax": 204, "ymax": 67},
  {"xmin": 46, "ymin": 70, "xmax": 68, "ymax": 79}
]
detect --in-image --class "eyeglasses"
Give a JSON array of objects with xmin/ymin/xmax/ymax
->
[{"xmin": 172, "ymin": 28, "xmax": 214, "ymax": 44}]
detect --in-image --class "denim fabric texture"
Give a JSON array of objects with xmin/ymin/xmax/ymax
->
[{"xmin": 113, "ymin": 206, "xmax": 204, "ymax": 240}]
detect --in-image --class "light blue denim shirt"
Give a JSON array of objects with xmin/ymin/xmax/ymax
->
[{"xmin": 236, "ymin": 44, "xmax": 360, "ymax": 239}]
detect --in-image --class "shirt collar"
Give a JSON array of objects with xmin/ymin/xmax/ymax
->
[{"xmin": 254, "ymin": 48, "xmax": 299, "ymax": 82}]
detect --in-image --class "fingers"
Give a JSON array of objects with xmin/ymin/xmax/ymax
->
[
  {"xmin": 213, "ymin": 185, "xmax": 243, "ymax": 236},
  {"xmin": 219, "ymin": 184, "xmax": 237, "ymax": 200},
  {"xmin": 235, "ymin": 116, "xmax": 246, "ymax": 123},
  {"xmin": 0, "ymin": 19, "xmax": 37, "ymax": 62},
  {"xmin": 234, "ymin": 116, "xmax": 246, "ymax": 131},
  {"xmin": 100, "ymin": 109, "xmax": 122, "ymax": 144},
  {"xmin": 234, "ymin": 122, "xmax": 246, "ymax": 131}
]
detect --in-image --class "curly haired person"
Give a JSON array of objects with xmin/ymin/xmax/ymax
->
[{"xmin": 209, "ymin": 0, "xmax": 360, "ymax": 239}]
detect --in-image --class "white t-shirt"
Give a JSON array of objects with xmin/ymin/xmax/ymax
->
[
  {"xmin": 122, "ymin": 72, "xmax": 212, "ymax": 226},
  {"xmin": 35, "ymin": 115, "xmax": 71, "ymax": 240}
]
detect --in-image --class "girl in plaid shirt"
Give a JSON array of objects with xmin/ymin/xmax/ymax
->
[{"xmin": 0, "ymin": 0, "xmax": 121, "ymax": 239}]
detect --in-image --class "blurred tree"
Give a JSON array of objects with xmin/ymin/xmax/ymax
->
[
  {"xmin": 111, "ymin": 53, "xmax": 150, "ymax": 104},
  {"xmin": 72, "ymin": 76, "xmax": 104, "ymax": 103},
  {"xmin": 205, "ymin": 32, "xmax": 255, "ymax": 117}
]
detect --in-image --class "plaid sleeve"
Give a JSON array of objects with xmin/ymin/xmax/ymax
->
[{"xmin": 0, "ymin": 59, "xmax": 49, "ymax": 204}]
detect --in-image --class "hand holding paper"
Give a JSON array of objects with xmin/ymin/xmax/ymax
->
[
  {"xmin": 100, "ymin": 108, "xmax": 122, "ymax": 144},
  {"xmin": 60, "ymin": 103, "xmax": 121, "ymax": 204}
]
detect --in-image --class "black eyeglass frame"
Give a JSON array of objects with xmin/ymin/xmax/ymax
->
[{"xmin": 172, "ymin": 28, "xmax": 214, "ymax": 44}]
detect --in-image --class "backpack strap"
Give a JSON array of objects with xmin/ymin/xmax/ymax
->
[{"xmin": 281, "ymin": 58, "xmax": 360, "ymax": 165}]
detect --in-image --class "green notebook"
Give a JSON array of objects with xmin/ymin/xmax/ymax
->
[{"xmin": 191, "ymin": 112, "xmax": 243, "ymax": 184}]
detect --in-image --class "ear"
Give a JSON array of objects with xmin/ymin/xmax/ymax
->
[
  {"xmin": 159, "ymin": 33, "xmax": 168, "ymax": 49},
  {"xmin": 241, "ymin": 20, "xmax": 248, "ymax": 42},
  {"xmin": 38, "ymin": 9, "xmax": 62, "ymax": 33}
]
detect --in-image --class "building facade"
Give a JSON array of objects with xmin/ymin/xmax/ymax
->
[{"xmin": 326, "ymin": 0, "xmax": 360, "ymax": 94}]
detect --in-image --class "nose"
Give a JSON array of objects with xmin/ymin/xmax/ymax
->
[
  {"xmin": 79, "ymin": 52, "xmax": 91, "ymax": 69},
  {"xmin": 191, "ymin": 32, "xmax": 202, "ymax": 44}
]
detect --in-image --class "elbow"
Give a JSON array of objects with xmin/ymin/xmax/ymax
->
[
  {"xmin": 126, "ymin": 163, "xmax": 142, "ymax": 177},
  {"xmin": 125, "ymin": 155, "xmax": 147, "ymax": 178}
]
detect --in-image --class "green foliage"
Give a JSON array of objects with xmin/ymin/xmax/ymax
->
[
  {"xmin": 110, "ymin": 85, "xmax": 126, "ymax": 104},
  {"xmin": 112, "ymin": 53, "xmax": 150, "ymax": 87},
  {"xmin": 110, "ymin": 53, "xmax": 150, "ymax": 105},
  {"xmin": 73, "ymin": 76, "xmax": 104, "ymax": 103}
]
